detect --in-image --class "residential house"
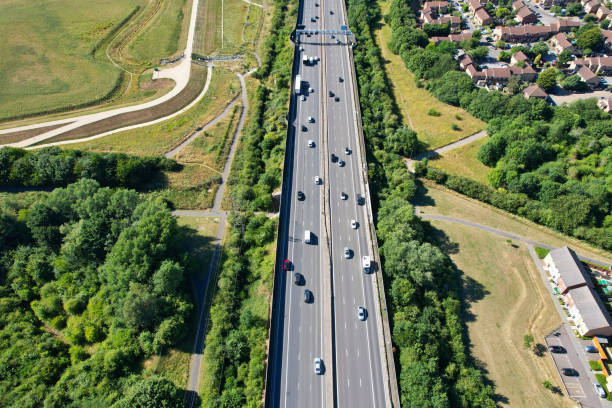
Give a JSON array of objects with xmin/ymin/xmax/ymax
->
[
  {"xmin": 459, "ymin": 53, "xmax": 476, "ymax": 69},
  {"xmin": 469, "ymin": 0, "xmax": 484, "ymax": 13},
  {"xmin": 571, "ymin": 56, "xmax": 612, "ymax": 74},
  {"xmin": 517, "ymin": 6, "xmax": 538, "ymax": 23},
  {"xmin": 423, "ymin": 1, "xmax": 450, "ymax": 13},
  {"xmin": 584, "ymin": 0, "xmax": 601, "ymax": 14},
  {"xmin": 602, "ymin": 29, "xmax": 612, "ymax": 49},
  {"xmin": 482, "ymin": 67, "xmax": 512, "ymax": 83},
  {"xmin": 598, "ymin": 97, "xmax": 612, "ymax": 112},
  {"xmin": 596, "ymin": 4, "xmax": 612, "ymax": 20},
  {"xmin": 466, "ymin": 64, "xmax": 486, "ymax": 80},
  {"xmin": 544, "ymin": 246, "xmax": 593, "ymax": 295},
  {"xmin": 552, "ymin": 19, "xmax": 581, "ymax": 33},
  {"xmin": 494, "ymin": 24, "xmax": 555, "ymax": 42},
  {"xmin": 512, "ymin": 0, "xmax": 526, "ymax": 10},
  {"xmin": 429, "ymin": 32, "xmax": 473, "ymax": 44},
  {"xmin": 475, "ymin": 7, "xmax": 494, "ymax": 25},
  {"xmin": 511, "ymin": 50, "xmax": 531, "ymax": 65},
  {"xmin": 510, "ymin": 64, "xmax": 537, "ymax": 80},
  {"xmin": 564, "ymin": 285, "xmax": 612, "ymax": 337},
  {"xmin": 522, "ymin": 83, "xmax": 548, "ymax": 99},
  {"xmin": 551, "ymin": 32, "xmax": 577, "ymax": 54},
  {"xmin": 577, "ymin": 65, "xmax": 601, "ymax": 86}
]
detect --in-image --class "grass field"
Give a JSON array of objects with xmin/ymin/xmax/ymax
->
[
  {"xmin": 416, "ymin": 180, "xmax": 612, "ymax": 264},
  {"xmin": 0, "ymin": 0, "xmax": 192, "ymax": 123},
  {"xmin": 429, "ymin": 220, "xmax": 573, "ymax": 408},
  {"xmin": 143, "ymin": 215, "xmax": 220, "ymax": 388},
  {"xmin": 375, "ymin": 0, "xmax": 485, "ymax": 150},
  {"xmin": 428, "ymin": 137, "xmax": 491, "ymax": 184}
]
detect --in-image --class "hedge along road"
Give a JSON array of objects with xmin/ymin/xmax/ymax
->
[{"xmin": 0, "ymin": 0, "xmax": 202, "ymax": 148}]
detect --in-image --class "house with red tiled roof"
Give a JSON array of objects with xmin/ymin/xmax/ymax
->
[
  {"xmin": 577, "ymin": 65, "xmax": 601, "ymax": 86},
  {"xmin": 551, "ymin": 32, "xmax": 577, "ymax": 54},
  {"xmin": 522, "ymin": 83, "xmax": 548, "ymax": 99},
  {"xmin": 475, "ymin": 7, "xmax": 494, "ymax": 25},
  {"xmin": 511, "ymin": 50, "xmax": 530, "ymax": 65},
  {"xmin": 517, "ymin": 6, "xmax": 537, "ymax": 23}
]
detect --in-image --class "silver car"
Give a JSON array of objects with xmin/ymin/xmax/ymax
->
[
  {"xmin": 358, "ymin": 306, "xmax": 367, "ymax": 321},
  {"xmin": 344, "ymin": 247, "xmax": 351, "ymax": 259},
  {"xmin": 314, "ymin": 358, "xmax": 323, "ymax": 374}
]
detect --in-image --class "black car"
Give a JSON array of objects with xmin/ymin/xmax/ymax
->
[
  {"xmin": 335, "ymin": 96, "xmax": 340, "ymax": 102},
  {"xmin": 294, "ymin": 273, "xmax": 304, "ymax": 285},
  {"xmin": 561, "ymin": 368, "xmax": 578, "ymax": 376},
  {"xmin": 329, "ymin": 90, "xmax": 334, "ymax": 97},
  {"xmin": 304, "ymin": 289, "xmax": 313, "ymax": 303},
  {"xmin": 301, "ymin": 125, "xmax": 307, "ymax": 131},
  {"xmin": 356, "ymin": 194, "xmax": 365, "ymax": 205},
  {"xmin": 331, "ymin": 153, "xmax": 338, "ymax": 162},
  {"xmin": 297, "ymin": 191, "xmax": 305, "ymax": 201},
  {"xmin": 549, "ymin": 345, "xmax": 565, "ymax": 353},
  {"xmin": 283, "ymin": 259, "xmax": 292, "ymax": 271}
]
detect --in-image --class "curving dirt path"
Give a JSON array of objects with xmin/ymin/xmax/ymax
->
[{"xmin": 0, "ymin": 0, "xmax": 203, "ymax": 148}]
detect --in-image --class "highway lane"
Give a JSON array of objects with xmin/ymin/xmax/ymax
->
[
  {"xmin": 270, "ymin": 0, "xmax": 330, "ymax": 405},
  {"xmin": 323, "ymin": 0, "xmax": 388, "ymax": 406}
]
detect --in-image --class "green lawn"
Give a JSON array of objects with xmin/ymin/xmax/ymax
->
[
  {"xmin": 428, "ymin": 137, "xmax": 491, "ymax": 184},
  {"xmin": 375, "ymin": 0, "xmax": 485, "ymax": 149}
]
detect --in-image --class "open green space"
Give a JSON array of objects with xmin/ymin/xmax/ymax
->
[
  {"xmin": 0, "ymin": 0, "xmax": 192, "ymax": 124},
  {"xmin": 375, "ymin": 0, "xmax": 485, "ymax": 150},
  {"xmin": 415, "ymin": 180, "xmax": 612, "ymax": 264},
  {"xmin": 428, "ymin": 219, "xmax": 572, "ymax": 407},
  {"xmin": 428, "ymin": 137, "xmax": 490, "ymax": 184}
]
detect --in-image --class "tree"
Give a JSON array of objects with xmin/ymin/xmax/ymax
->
[
  {"xmin": 506, "ymin": 75, "xmax": 523, "ymax": 95},
  {"xmin": 468, "ymin": 46, "xmax": 490, "ymax": 62},
  {"xmin": 567, "ymin": 1, "xmax": 582, "ymax": 15},
  {"xmin": 584, "ymin": 13, "xmax": 596, "ymax": 23},
  {"xmin": 112, "ymin": 376, "xmax": 182, "ymax": 408},
  {"xmin": 601, "ymin": 18, "xmax": 610, "ymax": 29},
  {"xmin": 523, "ymin": 333, "xmax": 534, "ymax": 348},
  {"xmin": 557, "ymin": 49, "xmax": 573, "ymax": 66},
  {"xmin": 561, "ymin": 74, "xmax": 588, "ymax": 91},
  {"xmin": 576, "ymin": 26, "xmax": 603, "ymax": 50},
  {"xmin": 536, "ymin": 68, "xmax": 559, "ymax": 91},
  {"xmin": 383, "ymin": 126, "xmax": 419, "ymax": 157}
]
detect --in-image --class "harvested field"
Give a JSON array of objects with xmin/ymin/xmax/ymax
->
[
  {"xmin": 42, "ymin": 65, "xmax": 210, "ymax": 144},
  {"xmin": 0, "ymin": 123, "xmax": 75, "ymax": 145},
  {"xmin": 428, "ymin": 137, "xmax": 491, "ymax": 184},
  {"xmin": 429, "ymin": 220, "xmax": 573, "ymax": 408}
]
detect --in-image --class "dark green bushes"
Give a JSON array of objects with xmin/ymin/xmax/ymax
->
[{"xmin": 0, "ymin": 147, "xmax": 180, "ymax": 189}]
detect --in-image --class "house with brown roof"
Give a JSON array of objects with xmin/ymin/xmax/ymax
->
[
  {"xmin": 512, "ymin": 0, "xmax": 525, "ymax": 10},
  {"xmin": 551, "ymin": 32, "xmax": 577, "ymax": 54},
  {"xmin": 511, "ymin": 50, "xmax": 531, "ymax": 65},
  {"xmin": 459, "ymin": 53, "xmax": 476, "ymax": 69},
  {"xmin": 552, "ymin": 19, "xmax": 581, "ymax": 33},
  {"xmin": 511, "ymin": 64, "xmax": 537, "ymax": 81},
  {"xmin": 430, "ymin": 32, "xmax": 473, "ymax": 44},
  {"xmin": 475, "ymin": 7, "xmax": 494, "ymax": 25},
  {"xmin": 469, "ymin": 0, "xmax": 484, "ymax": 13},
  {"xmin": 571, "ymin": 56, "xmax": 612, "ymax": 74},
  {"xmin": 466, "ymin": 64, "xmax": 486, "ymax": 80},
  {"xmin": 522, "ymin": 83, "xmax": 548, "ymax": 99},
  {"xmin": 494, "ymin": 24, "xmax": 555, "ymax": 42},
  {"xmin": 584, "ymin": 0, "xmax": 601, "ymax": 14},
  {"xmin": 517, "ymin": 6, "xmax": 538, "ymax": 23},
  {"xmin": 602, "ymin": 30, "xmax": 612, "ymax": 49},
  {"xmin": 596, "ymin": 5, "xmax": 612, "ymax": 20},
  {"xmin": 598, "ymin": 97, "xmax": 612, "ymax": 112},
  {"xmin": 423, "ymin": 1, "xmax": 450, "ymax": 12},
  {"xmin": 577, "ymin": 65, "xmax": 601, "ymax": 86}
]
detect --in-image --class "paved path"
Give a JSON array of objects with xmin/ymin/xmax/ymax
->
[
  {"xmin": 414, "ymin": 130, "xmax": 487, "ymax": 161},
  {"xmin": 420, "ymin": 213, "xmax": 612, "ymax": 269},
  {"xmin": 0, "ymin": 0, "xmax": 202, "ymax": 148}
]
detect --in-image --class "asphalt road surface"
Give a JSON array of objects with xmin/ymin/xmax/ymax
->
[{"xmin": 266, "ymin": 0, "xmax": 389, "ymax": 405}]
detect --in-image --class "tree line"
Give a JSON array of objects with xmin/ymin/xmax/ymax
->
[
  {"xmin": 0, "ymin": 146, "xmax": 180, "ymax": 190},
  {"xmin": 385, "ymin": 0, "xmax": 611, "ymax": 250},
  {"xmin": 347, "ymin": 0, "xmax": 496, "ymax": 405},
  {"xmin": 0, "ymin": 179, "xmax": 193, "ymax": 407}
]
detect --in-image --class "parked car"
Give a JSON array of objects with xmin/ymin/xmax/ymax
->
[
  {"xmin": 594, "ymin": 382, "xmax": 606, "ymax": 398},
  {"xmin": 585, "ymin": 345, "xmax": 597, "ymax": 353},
  {"xmin": 548, "ymin": 345, "xmax": 565, "ymax": 353},
  {"xmin": 561, "ymin": 368, "xmax": 578, "ymax": 376}
]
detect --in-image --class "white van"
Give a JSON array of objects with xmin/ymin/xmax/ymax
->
[{"xmin": 304, "ymin": 230, "xmax": 311, "ymax": 244}]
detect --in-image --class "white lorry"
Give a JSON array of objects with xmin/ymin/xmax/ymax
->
[
  {"xmin": 362, "ymin": 256, "xmax": 370, "ymax": 273},
  {"xmin": 295, "ymin": 74, "xmax": 302, "ymax": 94}
]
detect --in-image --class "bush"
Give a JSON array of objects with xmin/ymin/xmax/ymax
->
[
  {"xmin": 535, "ymin": 247, "xmax": 550, "ymax": 259},
  {"xmin": 451, "ymin": 123, "xmax": 460, "ymax": 131},
  {"xmin": 428, "ymin": 108, "xmax": 441, "ymax": 116},
  {"xmin": 590, "ymin": 360, "xmax": 603, "ymax": 371}
]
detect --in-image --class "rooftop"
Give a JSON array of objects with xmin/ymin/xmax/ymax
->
[
  {"xmin": 548, "ymin": 246, "xmax": 593, "ymax": 289},
  {"xmin": 569, "ymin": 285, "xmax": 612, "ymax": 332}
]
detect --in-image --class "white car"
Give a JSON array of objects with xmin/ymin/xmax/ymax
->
[
  {"xmin": 300, "ymin": 95, "xmax": 306, "ymax": 101},
  {"xmin": 309, "ymin": 87, "xmax": 314, "ymax": 93},
  {"xmin": 308, "ymin": 116, "xmax": 314, "ymax": 123},
  {"xmin": 308, "ymin": 140, "xmax": 315, "ymax": 147},
  {"xmin": 344, "ymin": 247, "xmax": 351, "ymax": 259},
  {"xmin": 358, "ymin": 306, "xmax": 367, "ymax": 321},
  {"xmin": 314, "ymin": 358, "xmax": 323, "ymax": 374},
  {"xmin": 314, "ymin": 176, "xmax": 321, "ymax": 184},
  {"xmin": 340, "ymin": 192, "xmax": 347, "ymax": 200},
  {"xmin": 351, "ymin": 219, "xmax": 358, "ymax": 229},
  {"xmin": 594, "ymin": 382, "xmax": 606, "ymax": 398},
  {"xmin": 338, "ymin": 159, "xmax": 345, "ymax": 167}
]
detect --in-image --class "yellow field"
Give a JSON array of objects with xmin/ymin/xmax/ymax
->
[{"xmin": 428, "ymin": 137, "xmax": 491, "ymax": 184}]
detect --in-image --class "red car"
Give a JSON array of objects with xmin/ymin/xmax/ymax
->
[{"xmin": 283, "ymin": 259, "xmax": 292, "ymax": 271}]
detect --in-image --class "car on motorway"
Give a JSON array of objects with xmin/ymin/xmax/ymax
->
[
  {"xmin": 585, "ymin": 345, "xmax": 597, "ymax": 353},
  {"xmin": 304, "ymin": 289, "xmax": 313, "ymax": 303},
  {"xmin": 344, "ymin": 247, "xmax": 352, "ymax": 259},
  {"xmin": 294, "ymin": 273, "xmax": 304, "ymax": 285},
  {"xmin": 309, "ymin": 87, "xmax": 314, "ymax": 93},
  {"xmin": 330, "ymin": 9, "xmax": 334, "ymax": 14},
  {"xmin": 300, "ymin": 95, "xmax": 306, "ymax": 101},
  {"xmin": 284, "ymin": 259, "xmax": 292, "ymax": 271},
  {"xmin": 336, "ymin": 39, "xmax": 341, "ymax": 44},
  {"xmin": 308, "ymin": 140, "xmax": 315, "ymax": 147},
  {"xmin": 330, "ymin": 153, "xmax": 338, "ymax": 162},
  {"xmin": 331, "ymin": 34, "xmax": 335, "ymax": 39},
  {"xmin": 297, "ymin": 191, "xmax": 305, "ymax": 201},
  {"xmin": 358, "ymin": 306, "xmax": 367, "ymax": 321},
  {"xmin": 314, "ymin": 176, "xmax": 321, "ymax": 184},
  {"xmin": 339, "ymin": 76, "xmax": 343, "ymax": 82},
  {"xmin": 345, "ymin": 147, "xmax": 350, "ymax": 155},
  {"xmin": 311, "ymin": 17, "xmax": 316, "ymax": 22},
  {"xmin": 561, "ymin": 368, "xmax": 578, "ymax": 376},
  {"xmin": 301, "ymin": 125, "xmax": 307, "ymax": 131},
  {"xmin": 335, "ymin": 96, "xmax": 340, "ymax": 102},
  {"xmin": 340, "ymin": 192, "xmax": 347, "ymax": 200},
  {"xmin": 594, "ymin": 382, "xmax": 606, "ymax": 398},
  {"xmin": 356, "ymin": 194, "xmax": 365, "ymax": 205},
  {"xmin": 351, "ymin": 219, "xmax": 358, "ymax": 229},
  {"xmin": 338, "ymin": 159, "xmax": 345, "ymax": 167},
  {"xmin": 308, "ymin": 116, "xmax": 314, "ymax": 123},
  {"xmin": 314, "ymin": 357, "xmax": 323, "ymax": 374},
  {"xmin": 548, "ymin": 345, "xmax": 565, "ymax": 353},
  {"xmin": 315, "ymin": 2, "xmax": 319, "ymax": 5},
  {"xmin": 329, "ymin": 90, "xmax": 334, "ymax": 97}
]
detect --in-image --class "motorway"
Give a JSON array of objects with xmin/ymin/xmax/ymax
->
[{"xmin": 267, "ymin": 0, "xmax": 389, "ymax": 405}]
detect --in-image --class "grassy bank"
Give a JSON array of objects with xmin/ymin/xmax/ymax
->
[{"xmin": 428, "ymin": 137, "xmax": 490, "ymax": 184}]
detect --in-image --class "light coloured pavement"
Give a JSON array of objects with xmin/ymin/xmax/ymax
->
[
  {"xmin": 0, "ymin": 0, "xmax": 202, "ymax": 147},
  {"xmin": 414, "ymin": 129, "xmax": 487, "ymax": 160}
]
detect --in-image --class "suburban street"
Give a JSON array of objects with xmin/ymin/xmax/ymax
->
[{"xmin": 266, "ymin": 0, "xmax": 390, "ymax": 405}]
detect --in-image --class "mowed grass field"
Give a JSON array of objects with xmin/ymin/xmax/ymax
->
[
  {"xmin": 0, "ymin": 0, "xmax": 192, "ymax": 123},
  {"xmin": 375, "ymin": 0, "xmax": 485, "ymax": 150},
  {"xmin": 428, "ymin": 137, "xmax": 491, "ymax": 184},
  {"xmin": 143, "ymin": 215, "xmax": 221, "ymax": 389},
  {"xmin": 429, "ymin": 220, "xmax": 573, "ymax": 408},
  {"xmin": 416, "ymin": 180, "xmax": 612, "ymax": 264}
]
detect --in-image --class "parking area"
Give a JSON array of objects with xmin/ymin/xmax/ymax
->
[{"xmin": 545, "ymin": 327, "xmax": 587, "ymax": 400}]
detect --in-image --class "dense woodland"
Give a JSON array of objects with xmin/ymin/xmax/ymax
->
[
  {"xmin": 0, "ymin": 178, "xmax": 192, "ymax": 407},
  {"xmin": 348, "ymin": 0, "xmax": 496, "ymax": 405},
  {"xmin": 385, "ymin": 0, "xmax": 612, "ymax": 250}
]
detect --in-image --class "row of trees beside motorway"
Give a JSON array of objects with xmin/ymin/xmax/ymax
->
[
  {"xmin": 196, "ymin": 0, "xmax": 296, "ymax": 406},
  {"xmin": 347, "ymin": 0, "xmax": 497, "ymax": 406},
  {"xmin": 0, "ymin": 147, "xmax": 180, "ymax": 190},
  {"xmin": 385, "ymin": 0, "xmax": 612, "ymax": 250},
  {"xmin": 0, "ymin": 178, "xmax": 193, "ymax": 406}
]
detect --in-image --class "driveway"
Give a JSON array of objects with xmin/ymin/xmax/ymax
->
[{"xmin": 549, "ymin": 89, "xmax": 612, "ymax": 106}]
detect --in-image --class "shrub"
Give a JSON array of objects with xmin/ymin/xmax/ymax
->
[
  {"xmin": 535, "ymin": 247, "xmax": 550, "ymax": 259},
  {"xmin": 427, "ymin": 108, "xmax": 441, "ymax": 116},
  {"xmin": 451, "ymin": 123, "xmax": 460, "ymax": 131},
  {"xmin": 590, "ymin": 360, "xmax": 603, "ymax": 371}
]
